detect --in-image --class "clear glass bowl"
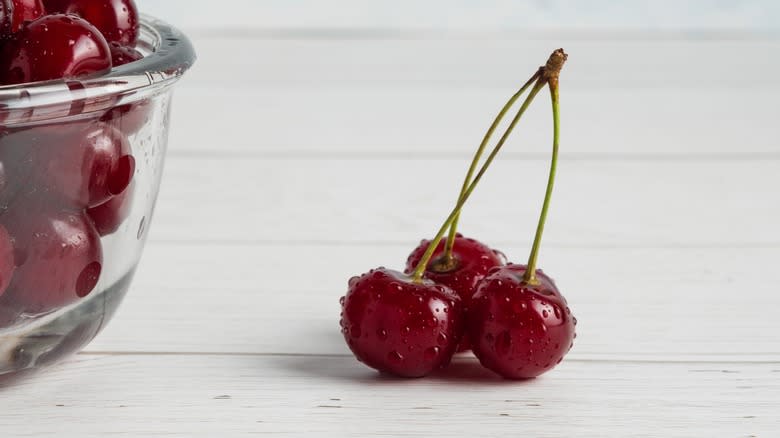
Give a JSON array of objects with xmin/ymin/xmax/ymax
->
[{"xmin": 0, "ymin": 15, "xmax": 195, "ymax": 378}]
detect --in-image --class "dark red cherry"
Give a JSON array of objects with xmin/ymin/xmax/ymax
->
[
  {"xmin": 0, "ymin": 201, "xmax": 103, "ymax": 316},
  {"xmin": 8, "ymin": 0, "xmax": 44, "ymax": 33},
  {"xmin": 0, "ymin": 223, "xmax": 14, "ymax": 297},
  {"xmin": 58, "ymin": 0, "xmax": 139, "ymax": 46},
  {"xmin": 39, "ymin": 123, "xmax": 134, "ymax": 208},
  {"xmin": 108, "ymin": 41, "xmax": 141, "ymax": 67},
  {"xmin": 405, "ymin": 234, "xmax": 505, "ymax": 351},
  {"xmin": 87, "ymin": 183, "xmax": 133, "ymax": 236},
  {"xmin": 467, "ymin": 264, "xmax": 576, "ymax": 379},
  {"xmin": 0, "ymin": 14, "xmax": 112, "ymax": 85},
  {"xmin": 0, "ymin": 0, "xmax": 12, "ymax": 36},
  {"xmin": 340, "ymin": 268, "xmax": 464, "ymax": 377}
]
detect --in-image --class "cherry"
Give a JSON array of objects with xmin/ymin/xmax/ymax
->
[
  {"xmin": 108, "ymin": 40, "xmax": 141, "ymax": 67},
  {"xmin": 10, "ymin": 0, "xmax": 44, "ymax": 31},
  {"xmin": 87, "ymin": 183, "xmax": 133, "ymax": 236},
  {"xmin": 404, "ymin": 234, "xmax": 504, "ymax": 350},
  {"xmin": 467, "ymin": 265, "xmax": 575, "ymax": 379},
  {"xmin": 0, "ymin": 14, "xmax": 112, "ymax": 85},
  {"xmin": 0, "ymin": 200, "xmax": 103, "ymax": 316},
  {"xmin": 55, "ymin": 0, "xmax": 139, "ymax": 46},
  {"xmin": 1, "ymin": 1, "xmax": 12, "ymax": 37},
  {"xmin": 0, "ymin": 223, "xmax": 14, "ymax": 297},
  {"xmin": 38, "ymin": 123, "xmax": 134, "ymax": 208},
  {"xmin": 467, "ymin": 49, "xmax": 575, "ymax": 379},
  {"xmin": 340, "ymin": 268, "xmax": 464, "ymax": 377},
  {"xmin": 100, "ymin": 42, "xmax": 149, "ymax": 135}
]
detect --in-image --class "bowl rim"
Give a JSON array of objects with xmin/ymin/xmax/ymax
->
[{"xmin": 0, "ymin": 14, "xmax": 197, "ymax": 125}]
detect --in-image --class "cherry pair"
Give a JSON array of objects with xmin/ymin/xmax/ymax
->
[{"xmin": 341, "ymin": 50, "xmax": 576, "ymax": 379}]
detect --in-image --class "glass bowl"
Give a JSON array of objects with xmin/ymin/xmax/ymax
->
[{"xmin": 0, "ymin": 15, "xmax": 195, "ymax": 378}]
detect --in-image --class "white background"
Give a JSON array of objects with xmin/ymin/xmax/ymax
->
[{"xmin": 136, "ymin": 0, "xmax": 780, "ymax": 31}]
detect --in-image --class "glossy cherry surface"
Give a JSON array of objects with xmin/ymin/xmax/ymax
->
[
  {"xmin": 0, "ymin": 201, "xmax": 103, "ymax": 316},
  {"xmin": 108, "ymin": 40, "xmax": 141, "ymax": 66},
  {"xmin": 0, "ymin": 14, "xmax": 111, "ymax": 85},
  {"xmin": 9, "ymin": 0, "xmax": 44, "ymax": 32},
  {"xmin": 405, "ymin": 234, "xmax": 505, "ymax": 350},
  {"xmin": 39, "ymin": 123, "xmax": 134, "ymax": 208},
  {"xmin": 340, "ymin": 268, "xmax": 464, "ymax": 377},
  {"xmin": 87, "ymin": 183, "xmax": 133, "ymax": 236},
  {"xmin": 467, "ymin": 264, "xmax": 576, "ymax": 379},
  {"xmin": 58, "ymin": 0, "xmax": 139, "ymax": 46}
]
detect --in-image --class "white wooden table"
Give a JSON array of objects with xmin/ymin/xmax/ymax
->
[{"xmin": 2, "ymin": 28, "xmax": 780, "ymax": 436}]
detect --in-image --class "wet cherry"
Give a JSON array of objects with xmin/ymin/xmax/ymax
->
[
  {"xmin": 340, "ymin": 268, "xmax": 464, "ymax": 377},
  {"xmin": 54, "ymin": 0, "xmax": 139, "ymax": 46},
  {"xmin": 0, "ymin": 0, "xmax": 45, "ymax": 34},
  {"xmin": 405, "ymin": 234, "xmax": 504, "ymax": 350},
  {"xmin": 468, "ymin": 264, "xmax": 576, "ymax": 379},
  {"xmin": 87, "ymin": 183, "xmax": 133, "ymax": 236},
  {"xmin": 108, "ymin": 40, "xmax": 141, "ymax": 66},
  {"xmin": 467, "ymin": 49, "xmax": 574, "ymax": 379},
  {"xmin": 0, "ymin": 200, "xmax": 103, "ymax": 316},
  {"xmin": 0, "ymin": 14, "xmax": 111, "ymax": 85},
  {"xmin": 39, "ymin": 123, "xmax": 134, "ymax": 208}
]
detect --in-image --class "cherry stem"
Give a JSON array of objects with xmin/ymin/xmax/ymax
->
[
  {"xmin": 443, "ymin": 71, "xmax": 543, "ymax": 263},
  {"xmin": 412, "ymin": 78, "xmax": 548, "ymax": 283},
  {"xmin": 523, "ymin": 72, "xmax": 562, "ymax": 285}
]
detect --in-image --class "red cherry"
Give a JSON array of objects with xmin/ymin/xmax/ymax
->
[
  {"xmin": 405, "ymin": 234, "xmax": 505, "ymax": 351},
  {"xmin": 0, "ymin": 201, "xmax": 103, "ymax": 316},
  {"xmin": 39, "ymin": 123, "xmax": 134, "ymax": 208},
  {"xmin": 0, "ymin": 14, "xmax": 112, "ymax": 85},
  {"xmin": 467, "ymin": 264, "xmax": 576, "ymax": 379},
  {"xmin": 9, "ymin": 0, "xmax": 44, "ymax": 32},
  {"xmin": 58, "ymin": 0, "xmax": 139, "ymax": 46},
  {"xmin": 108, "ymin": 41, "xmax": 141, "ymax": 67},
  {"xmin": 101, "ymin": 99, "xmax": 151, "ymax": 136},
  {"xmin": 340, "ymin": 268, "xmax": 464, "ymax": 377},
  {"xmin": 87, "ymin": 183, "xmax": 133, "ymax": 236},
  {"xmin": 0, "ymin": 223, "xmax": 14, "ymax": 296}
]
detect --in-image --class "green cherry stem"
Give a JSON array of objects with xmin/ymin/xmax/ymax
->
[
  {"xmin": 412, "ymin": 78, "xmax": 548, "ymax": 283},
  {"xmin": 442, "ymin": 70, "xmax": 543, "ymax": 264},
  {"xmin": 523, "ymin": 51, "xmax": 566, "ymax": 285}
]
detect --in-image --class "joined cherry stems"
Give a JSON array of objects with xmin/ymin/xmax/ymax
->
[{"xmin": 411, "ymin": 49, "xmax": 567, "ymax": 283}]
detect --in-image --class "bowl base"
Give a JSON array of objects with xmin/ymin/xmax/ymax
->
[{"xmin": 0, "ymin": 270, "xmax": 135, "ymax": 378}]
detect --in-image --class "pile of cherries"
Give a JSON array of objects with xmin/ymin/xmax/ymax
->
[
  {"xmin": 0, "ymin": 0, "xmax": 145, "ymax": 326},
  {"xmin": 340, "ymin": 50, "xmax": 577, "ymax": 380}
]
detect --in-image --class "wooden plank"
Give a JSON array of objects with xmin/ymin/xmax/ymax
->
[
  {"xmin": 137, "ymin": 0, "xmax": 777, "ymax": 31},
  {"xmin": 179, "ymin": 37, "xmax": 780, "ymax": 88},
  {"xmin": 146, "ymin": 158, "xmax": 780, "ymax": 246},
  {"xmin": 1, "ymin": 355, "xmax": 778, "ymax": 437},
  {"xmin": 85, "ymin": 244, "xmax": 780, "ymax": 361},
  {"xmin": 167, "ymin": 86, "xmax": 780, "ymax": 157}
]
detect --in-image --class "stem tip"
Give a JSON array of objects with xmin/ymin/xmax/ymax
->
[{"xmin": 543, "ymin": 49, "xmax": 568, "ymax": 81}]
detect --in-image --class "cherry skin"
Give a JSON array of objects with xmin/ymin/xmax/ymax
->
[
  {"xmin": 87, "ymin": 183, "xmax": 133, "ymax": 236},
  {"xmin": 467, "ymin": 264, "xmax": 576, "ymax": 379},
  {"xmin": 108, "ymin": 40, "xmax": 141, "ymax": 67},
  {"xmin": 340, "ymin": 268, "xmax": 464, "ymax": 378},
  {"xmin": 0, "ymin": 14, "xmax": 112, "ymax": 85},
  {"xmin": 101, "ymin": 43, "xmax": 149, "ymax": 135},
  {"xmin": 404, "ymin": 234, "xmax": 505, "ymax": 351},
  {"xmin": 39, "ymin": 123, "xmax": 134, "ymax": 208},
  {"xmin": 0, "ymin": 223, "xmax": 14, "ymax": 297},
  {"xmin": 8, "ymin": 0, "xmax": 44, "ymax": 33},
  {"xmin": 0, "ymin": 200, "xmax": 103, "ymax": 317},
  {"xmin": 0, "ymin": 0, "xmax": 12, "ymax": 36},
  {"xmin": 56, "ymin": 0, "xmax": 139, "ymax": 46}
]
